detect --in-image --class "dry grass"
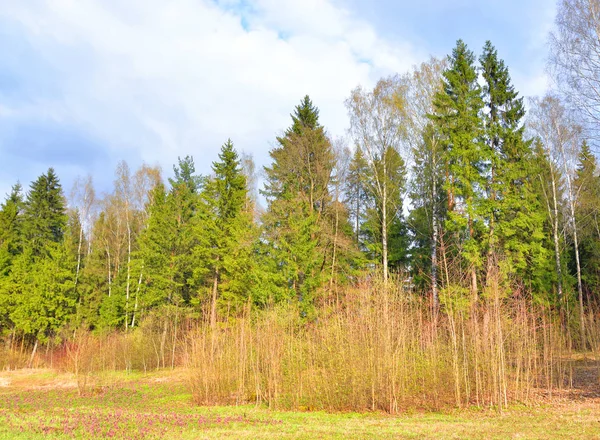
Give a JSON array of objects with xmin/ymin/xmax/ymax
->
[{"xmin": 186, "ymin": 280, "xmax": 597, "ymax": 412}]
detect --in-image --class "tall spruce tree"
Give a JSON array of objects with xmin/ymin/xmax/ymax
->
[
  {"xmin": 262, "ymin": 96, "xmax": 335, "ymax": 313},
  {"xmin": 22, "ymin": 168, "xmax": 67, "ymax": 257},
  {"xmin": 8, "ymin": 170, "xmax": 74, "ymax": 358},
  {"xmin": 480, "ymin": 41, "xmax": 548, "ymax": 295},
  {"xmin": 195, "ymin": 140, "xmax": 255, "ymax": 327},
  {"xmin": 430, "ymin": 40, "xmax": 485, "ymax": 300}
]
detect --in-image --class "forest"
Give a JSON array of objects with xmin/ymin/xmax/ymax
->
[{"xmin": 1, "ymin": 1, "xmax": 600, "ymax": 414}]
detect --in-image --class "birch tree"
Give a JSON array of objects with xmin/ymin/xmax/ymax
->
[{"xmin": 346, "ymin": 77, "xmax": 408, "ymax": 283}]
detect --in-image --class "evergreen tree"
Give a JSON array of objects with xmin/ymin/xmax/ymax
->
[
  {"xmin": 22, "ymin": 168, "xmax": 67, "ymax": 257},
  {"xmin": 480, "ymin": 41, "xmax": 548, "ymax": 295},
  {"xmin": 573, "ymin": 141, "xmax": 600, "ymax": 301},
  {"xmin": 430, "ymin": 39, "xmax": 486, "ymax": 299},
  {"xmin": 195, "ymin": 140, "xmax": 256, "ymax": 326},
  {"xmin": 262, "ymin": 96, "xmax": 335, "ymax": 313},
  {"xmin": 345, "ymin": 147, "xmax": 370, "ymax": 246},
  {"xmin": 0, "ymin": 183, "xmax": 24, "ymax": 275},
  {"xmin": 136, "ymin": 183, "xmax": 179, "ymax": 313}
]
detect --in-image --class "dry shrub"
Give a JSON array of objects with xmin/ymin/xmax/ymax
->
[{"xmin": 187, "ymin": 280, "xmax": 582, "ymax": 412}]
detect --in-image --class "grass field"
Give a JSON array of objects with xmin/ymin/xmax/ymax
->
[{"xmin": 1, "ymin": 368, "xmax": 599, "ymax": 439}]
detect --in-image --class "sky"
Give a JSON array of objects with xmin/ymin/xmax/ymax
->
[{"xmin": 0, "ymin": 0, "xmax": 557, "ymax": 202}]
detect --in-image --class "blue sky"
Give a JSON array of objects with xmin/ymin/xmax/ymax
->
[{"xmin": 0, "ymin": 0, "xmax": 556, "ymax": 202}]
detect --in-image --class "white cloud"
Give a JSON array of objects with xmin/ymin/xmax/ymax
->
[{"xmin": 0, "ymin": 0, "xmax": 422, "ymax": 186}]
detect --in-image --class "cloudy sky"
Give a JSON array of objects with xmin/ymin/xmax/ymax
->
[{"xmin": 0, "ymin": 0, "xmax": 556, "ymax": 200}]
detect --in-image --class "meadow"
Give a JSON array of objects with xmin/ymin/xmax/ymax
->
[{"xmin": 0, "ymin": 367, "xmax": 599, "ymax": 440}]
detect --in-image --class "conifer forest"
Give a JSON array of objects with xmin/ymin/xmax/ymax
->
[{"xmin": 2, "ymin": 0, "xmax": 600, "ymax": 420}]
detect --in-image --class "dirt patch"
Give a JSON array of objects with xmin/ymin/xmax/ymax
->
[{"xmin": 0, "ymin": 368, "xmax": 77, "ymax": 390}]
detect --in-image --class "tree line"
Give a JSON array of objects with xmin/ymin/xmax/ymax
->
[{"xmin": 1, "ymin": 36, "xmax": 599, "ymax": 349}]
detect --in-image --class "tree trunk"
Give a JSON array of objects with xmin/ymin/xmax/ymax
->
[
  {"xmin": 28, "ymin": 339, "xmax": 38, "ymax": 368},
  {"xmin": 131, "ymin": 265, "xmax": 144, "ymax": 329},
  {"xmin": 469, "ymin": 212, "xmax": 478, "ymax": 302},
  {"xmin": 105, "ymin": 243, "xmax": 112, "ymax": 297},
  {"xmin": 431, "ymin": 175, "xmax": 439, "ymax": 311},
  {"xmin": 563, "ymin": 158, "xmax": 586, "ymax": 347},
  {"xmin": 75, "ymin": 222, "xmax": 84, "ymax": 289},
  {"xmin": 211, "ymin": 267, "xmax": 219, "ymax": 330},
  {"xmin": 330, "ymin": 200, "xmax": 340, "ymax": 293},
  {"xmin": 550, "ymin": 174, "xmax": 564, "ymax": 304},
  {"xmin": 125, "ymin": 216, "xmax": 132, "ymax": 331},
  {"xmin": 382, "ymin": 183, "xmax": 388, "ymax": 284}
]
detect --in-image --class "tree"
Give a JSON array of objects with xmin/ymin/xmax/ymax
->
[
  {"xmin": 573, "ymin": 141, "xmax": 600, "ymax": 304},
  {"xmin": 195, "ymin": 140, "xmax": 255, "ymax": 327},
  {"xmin": 69, "ymin": 175, "xmax": 96, "ymax": 295},
  {"xmin": 345, "ymin": 147, "xmax": 370, "ymax": 246},
  {"xmin": 0, "ymin": 183, "xmax": 24, "ymax": 273},
  {"xmin": 22, "ymin": 168, "xmax": 67, "ymax": 257},
  {"xmin": 528, "ymin": 95, "xmax": 584, "ymax": 340},
  {"xmin": 346, "ymin": 78, "xmax": 408, "ymax": 283},
  {"xmin": 0, "ymin": 184, "xmax": 24, "ymax": 333},
  {"xmin": 550, "ymin": 0, "xmax": 600, "ymax": 143},
  {"xmin": 404, "ymin": 57, "xmax": 447, "ymax": 308},
  {"xmin": 262, "ymin": 96, "xmax": 336, "ymax": 311},
  {"xmin": 430, "ymin": 40, "xmax": 485, "ymax": 300},
  {"xmin": 479, "ymin": 41, "xmax": 547, "ymax": 295},
  {"xmin": 361, "ymin": 146, "xmax": 409, "ymax": 272},
  {"xmin": 6, "ymin": 170, "xmax": 74, "ymax": 361},
  {"xmin": 136, "ymin": 183, "xmax": 179, "ymax": 315}
]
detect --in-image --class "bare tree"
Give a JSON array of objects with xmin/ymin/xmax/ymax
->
[
  {"xmin": 404, "ymin": 57, "xmax": 447, "ymax": 310},
  {"xmin": 346, "ymin": 77, "xmax": 407, "ymax": 283},
  {"xmin": 550, "ymin": 0, "xmax": 600, "ymax": 145},
  {"xmin": 70, "ymin": 175, "xmax": 96, "ymax": 290},
  {"xmin": 528, "ymin": 95, "xmax": 585, "ymax": 342}
]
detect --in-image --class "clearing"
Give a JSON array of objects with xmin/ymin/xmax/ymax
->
[{"xmin": 0, "ymin": 363, "xmax": 599, "ymax": 439}]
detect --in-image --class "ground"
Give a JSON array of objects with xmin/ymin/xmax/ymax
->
[{"xmin": 0, "ymin": 363, "xmax": 599, "ymax": 439}]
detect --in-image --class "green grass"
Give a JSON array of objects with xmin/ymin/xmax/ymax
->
[{"xmin": 0, "ymin": 370, "xmax": 598, "ymax": 439}]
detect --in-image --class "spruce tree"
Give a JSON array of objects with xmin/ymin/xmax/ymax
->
[
  {"xmin": 262, "ymin": 96, "xmax": 335, "ymax": 313},
  {"xmin": 345, "ymin": 147, "xmax": 370, "ymax": 246},
  {"xmin": 480, "ymin": 41, "xmax": 548, "ymax": 295},
  {"xmin": 573, "ymin": 141, "xmax": 600, "ymax": 301},
  {"xmin": 22, "ymin": 168, "xmax": 67, "ymax": 257},
  {"xmin": 0, "ymin": 183, "xmax": 24, "ymax": 274},
  {"xmin": 430, "ymin": 39, "xmax": 485, "ymax": 299},
  {"xmin": 195, "ymin": 140, "xmax": 255, "ymax": 326}
]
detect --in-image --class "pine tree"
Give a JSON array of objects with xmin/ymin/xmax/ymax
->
[
  {"xmin": 167, "ymin": 156, "xmax": 203, "ymax": 305},
  {"xmin": 7, "ymin": 170, "xmax": 75, "ymax": 352},
  {"xmin": 136, "ymin": 183, "xmax": 179, "ymax": 314}
]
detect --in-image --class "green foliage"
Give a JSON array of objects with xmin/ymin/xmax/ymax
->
[
  {"xmin": 22, "ymin": 168, "xmax": 67, "ymax": 258},
  {"xmin": 194, "ymin": 140, "xmax": 258, "ymax": 314},
  {"xmin": 573, "ymin": 141, "xmax": 600, "ymax": 299},
  {"xmin": 262, "ymin": 96, "xmax": 337, "ymax": 314}
]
